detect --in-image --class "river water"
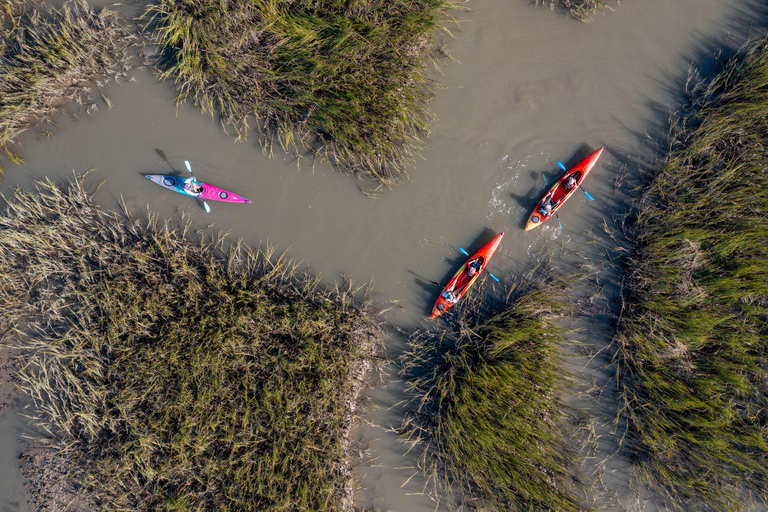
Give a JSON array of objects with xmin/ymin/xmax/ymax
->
[{"xmin": 1, "ymin": 0, "xmax": 766, "ymax": 510}]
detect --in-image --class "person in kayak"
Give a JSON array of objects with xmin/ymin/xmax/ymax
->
[
  {"xmin": 564, "ymin": 175, "xmax": 577, "ymax": 190},
  {"xmin": 466, "ymin": 257, "xmax": 482, "ymax": 277},
  {"xmin": 182, "ymin": 176, "xmax": 204, "ymax": 195},
  {"xmin": 442, "ymin": 289, "xmax": 459, "ymax": 303},
  {"xmin": 538, "ymin": 192, "xmax": 562, "ymax": 217}
]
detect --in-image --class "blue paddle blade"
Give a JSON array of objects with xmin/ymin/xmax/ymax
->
[
  {"xmin": 557, "ymin": 161, "xmax": 567, "ymax": 171},
  {"xmin": 459, "ymin": 247, "xmax": 470, "ymax": 257},
  {"xmin": 556, "ymin": 215, "xmax": 562, "ymax": 229},
  {"xmin": 581, "ymin": 187, "xmax": 595, "ymax": 201},
  {"xmin": 542, "ymin": 173, "xmax": 548, "ymax": 186},
  {"xmin": 488, "ymin": 272, "xmax": 500, "ymax": 282},
  {"xmin": 203, "ymin": 201, "xmax": 211, "ymax": 213}
]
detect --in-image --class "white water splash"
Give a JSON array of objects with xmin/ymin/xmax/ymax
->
[{"xmin": 488, "ymin": 153, "xmax": 534, "ymax": 219}]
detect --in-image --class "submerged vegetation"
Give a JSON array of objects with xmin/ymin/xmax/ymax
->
[
  {"xmin": 0, "ymin": 1, "xmax": 132, "ymax": 171},
  {"xmin": 400, "ymin": 276, "xmax": 581, "ymax": 511},
  {"xmin": 0, "ymin": 176, "xmax": 383, "ymax": 510},
  {"xmin": 614, "ymin": 37, "xmax": 768, "ymax": 511},
  {"xmin": 143, "ymin": 0, "xmax": 456, "ymax": 185},
  {"xmin": 546, "ymin": 0, "xmax": 607, "ymax": 21}
]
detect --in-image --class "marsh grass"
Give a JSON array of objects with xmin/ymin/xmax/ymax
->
[
  {"xmin": 0, "ymin": 175, "xmax": 383, "ymax": 511},
  {"xmin": 0, "ymin": 0, "xmax": 23, "ymax": 26},
  {"xmin": 613, "ymin": 37, "xmax": 768, "ymax": 511},
  {"xmin": 400, "ymin": 274, "xmax": 582, "ymax": 511},
  {"xmin": 0, "ymin": 1, "xmax": 133, "ymax": 172},
  {"xmin": 142, "ymin": 0, "xmax": 457, "ymax": 186}
]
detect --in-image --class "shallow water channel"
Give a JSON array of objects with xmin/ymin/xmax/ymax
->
[{"xmin": 1, "ymin": 0, "xmax": 767, "ymax": 510}]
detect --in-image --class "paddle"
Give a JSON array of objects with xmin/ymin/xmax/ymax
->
[
  {"xmin": 540, "ymin": 174, "xmax": 563, "ymax": 229},
  {"xmin": 557, "ymin": 160, "xmax": 594, "ymax": 201},
  {"xmin": 458, "ymin": 247, "xmax": 500, "ymax": 282},
  {"xmin": 184, "ymin": 160, "xmax": 211, "ymax": 213}
]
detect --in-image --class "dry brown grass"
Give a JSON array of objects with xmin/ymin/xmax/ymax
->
[{"xmin": 0, "ymin": 1, "xmax": 134, "ymax": 172}]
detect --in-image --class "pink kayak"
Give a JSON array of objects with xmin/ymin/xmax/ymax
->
[{"xmin": 145, "ymin": 175, "xmax": 251, "ymax": 203}]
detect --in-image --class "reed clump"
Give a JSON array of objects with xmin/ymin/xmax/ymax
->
[
  {"xmin": 546, "ymin": 0, "xmax": 607, "ymax": 21},
  {"xmin": 614, "ymin": 37, "xmax": 768, "ymax": 511},
  {"xmin": 400, "ymin": 276, "xmax": 581, "ymax": 511},
  {"xmin": 142, "ymin": 0, "xmax": 456, "ymax": 186},
  {"xmin": 0, "ymin": 1, "xmax": 133, "ymax": 171},
  {"xmin": 0, "ymin": 175, "xmax": 383, "ymax": 511}
]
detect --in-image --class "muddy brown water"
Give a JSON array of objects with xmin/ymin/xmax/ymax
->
[{"xmin": 1, "ymin": 0, "xmax": 767, "ymax": 510}]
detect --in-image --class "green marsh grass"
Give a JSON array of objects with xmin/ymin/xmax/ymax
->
[
  {"xmin": 400, "ymin": 275, "xmax": 581, "ymax": 511},
  {"xmin": 0, "ymin": 175, "xmax": 383, "ymax": 510},
  {"xmin": 613, "ymin": 37, "xmax": 768, "ymax": 511},
  {"xmin": 0, "ymin": 1, "xmax": 133, "ymax": 172},
  {"xmin": 143, "ymin": 0, "xmax": 457, "ymax": 186}
]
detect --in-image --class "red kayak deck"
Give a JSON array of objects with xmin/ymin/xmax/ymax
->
[
  {"xmin": 430, "ymin": 232, "xmax": 504, "ymax": 319},
  {"xmin": 525, "ymin": 147, "xmax": 603, "ymax": 231}
]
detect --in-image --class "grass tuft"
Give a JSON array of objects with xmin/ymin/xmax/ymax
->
[
  {"xmin": 400, "ymin": 274, "xmax": 582, "ymax": 511},
  {"xmin": 543, "ymin": 0, "xmax": 607, "ymax": 21}
]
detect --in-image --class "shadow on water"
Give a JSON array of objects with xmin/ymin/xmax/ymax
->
[
  {"xmin": 513, "ymin": 171, "xmax": 547, "ymax": 204},
  {"xmin": 509, "ymin": 171, "xmax": 544, "ymax": 230},
  {"xmin": 511, "ymin": 189, "xmax": 533, "ymax": 207},
  {"xmin": 510, "ymin": 188, "xmax": 538, "ymax": 229},
  {"xmin": 408, "ymin": 269, "xmax": 441, "ymax": 294},
  {"xmin": 154, "ymin": 148, "xmax": 179, "ymax": 174}
]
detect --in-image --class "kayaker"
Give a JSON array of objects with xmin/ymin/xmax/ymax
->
[
  {"xmin": 564, "ymin": 175, "xmax": 577, "ymax": 190},
  {"xmin": 466, "ymin": 258, "xmax": 482, "ymax": 277},
  {"xmin": 183, "ymin": 176, "xmax": 204, "ymax": 195},
  {"xmin": 539, "ymin": 193, "xmax": 560, "ymax": 217},
  {"xmin": 442, "ymin": 289, "xmax": 459, "ymax": 303}
]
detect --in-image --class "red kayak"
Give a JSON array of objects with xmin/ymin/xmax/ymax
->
[
  {"xmin": 430, "ymin": 232, "xmax": 504, "ymax": 319},
  {"xmin": 525, "ymin": 147, "xmax": 603, "ymax": 231}
]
